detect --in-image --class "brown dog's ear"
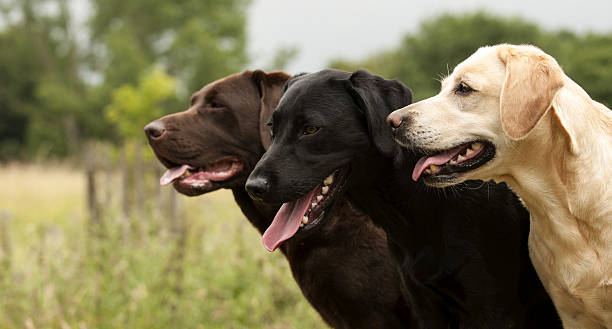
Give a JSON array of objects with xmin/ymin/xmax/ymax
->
[
  {"xmin": 252, "ymin": 70, "xmax": 291, "ymax": 150},
  {"xmin": 498, "ymin": 46, "xmax": 564, "ymax": 140}
]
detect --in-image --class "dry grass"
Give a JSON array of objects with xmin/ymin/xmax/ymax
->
[
  {"xmin": 0, "ymin": 163, "xmax": 85, "ymax": 224},
  {"xmin": 0, "ymin": 163, "xmax": 328, "ymax": 329}
]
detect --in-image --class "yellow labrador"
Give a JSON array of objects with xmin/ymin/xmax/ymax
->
[{"xmin": 387, "ymin": 44, "xmax": 612, "ymax": 329}]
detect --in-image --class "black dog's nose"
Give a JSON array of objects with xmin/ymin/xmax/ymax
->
[
  {"xmin": 386, "ymin": 111, "xmax": 404, "ymax": 128},
  {"xmin": 144, "ymin": 121, "xmax": 166, "ymax": 139},
  {"xmin": 245, "ymin": 177, "xmax": 270, "ymax": 201}
]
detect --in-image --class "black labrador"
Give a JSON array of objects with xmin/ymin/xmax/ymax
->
[
  {"xmin": 246, "ymin": 69, "xmax": 562, "ymax": 329},
  {"xmin": 144, "ymin": 70, "xmax": 413, "ymax": 329}
]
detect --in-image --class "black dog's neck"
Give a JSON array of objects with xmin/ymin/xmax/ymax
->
[
  {"xmin": 347, "ymin": 146, "xmax": 436, "ymax": 245},
  {"xmin": 231, "ymin": 186, "xmax": 277, "ymax": 235},
  {"xmin": 230, "ymin": 155, "xmax": 279, "ymax": 235},
  {"xmin": 231, "ymin": 179, "xmax": 347, "ymax": 257}
]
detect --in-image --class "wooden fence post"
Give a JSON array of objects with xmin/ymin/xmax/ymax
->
[
  {"xmin": 0, "ymin": 210, "xmax": 12, "ymax": 280},
  {"xmin": 120, "ymin": 144, "xmax": 131, "ymax": 241}
]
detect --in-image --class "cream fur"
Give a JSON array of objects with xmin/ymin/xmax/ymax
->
[{"xmin": 390, "ymin": 44, "xmax": 612, "ymax": 329}]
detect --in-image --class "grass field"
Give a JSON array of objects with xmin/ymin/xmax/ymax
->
[{"xmin": 0, "ymin": 163, "xmax": 328, "ymax": 329}]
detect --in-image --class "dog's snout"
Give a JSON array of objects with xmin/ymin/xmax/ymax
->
[
  {"xmin": 387, "ymin": 110, "xmax": 413, "ymax": 130},
  {"xmin": 144, "ymin": 121, "xmax": 166, "ymax": 139},
  {"xmin": 386, "ymin": 112, "xmax": 404, "ymax": 128},
  {"xmin": 245, "ymin": 177, "xmax": 270, "ymax": 201}
]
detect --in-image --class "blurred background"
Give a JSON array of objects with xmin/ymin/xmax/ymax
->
[{"xmin": 0, "ymin": 0, "xmax": 611, "ymax": 328}]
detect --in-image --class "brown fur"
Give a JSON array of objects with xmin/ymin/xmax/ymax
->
[{"xmin": 146, "ymin": 70, "xmax": 414, "ymax": 329}]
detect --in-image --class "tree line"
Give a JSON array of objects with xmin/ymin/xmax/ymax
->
[
  {"xmin": 0, "ymin": 0, "xmax": 249, "ymax": 160},
  {"xmin": 1, "ymin": 6, "xmax": 611, "ymax": 161},
  {"xmin": 332, "ymin": 12, "xmax": 612, "ymax": 104}
]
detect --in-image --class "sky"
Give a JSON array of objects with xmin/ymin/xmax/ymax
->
[{"xmin": 247, "ymin": 0, "xmax": 612, "ymax": 74}]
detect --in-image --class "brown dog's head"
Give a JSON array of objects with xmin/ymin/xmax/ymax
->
[
  {"xmin": 387, "ymin": 44, "xmax": 566, "ymax": 187},
  {"xmin": 145, "ymin": 70, "xmax": 290, "ymax": 196}
]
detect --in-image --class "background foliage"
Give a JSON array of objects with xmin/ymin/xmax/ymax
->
[
  {"xmin": 0, "ymin": 164, "xmax": 326, "ymax": 329},
  {"xmin": 0, "ymin": 0, "xmax": 249, "ymax": 160},
  {"xmin": 1, "ymin": 3, "xmax": 612, "ymax": 329},
  {"xmin": 2, "ymin": 7, "xmax": 611, "ymax": 160},
  {"xmin": 331, "ymin": 12, "xmax": 612, "ymax": 104}
]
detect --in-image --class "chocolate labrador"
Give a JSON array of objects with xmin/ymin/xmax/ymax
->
[
  {"xmin": 144, "ymin": 70, "xmax": 413, "ymax": 329},
  {"xmin": 246, "ymin": 69, "xmax": 562, "ymax": 329}
]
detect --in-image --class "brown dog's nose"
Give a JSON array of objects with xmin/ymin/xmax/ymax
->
[
  {"xmin": 144, "ymin": 121, "xmax": 166, "ymax": 139},
  {"xmin": 386, "ymin": 112, "xmax": 404, "ymax": 128}
]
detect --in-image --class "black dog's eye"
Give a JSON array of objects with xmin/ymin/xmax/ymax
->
[
  {"xmin": 455, "ymin": 82, "xmax": 474, "ymax": 95},
  {"xmin": 303, "ymin": 126, "xmax": 320, "ymax": 135}
]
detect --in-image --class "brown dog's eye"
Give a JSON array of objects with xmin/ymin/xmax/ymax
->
[
  {"xmin": 209, "ymin": 101, "xmax": 223, "ymax": 108},
  {"xmin": 303, "ymin": 126, "xmax": 320, "ymax": 135},
  {"xmin": 266, "ymin": 121, "xmax": 274, "ymax": 139},
  {"xmin": 455, "ymin": 82, "xmax": 474, "ymax": 95}
]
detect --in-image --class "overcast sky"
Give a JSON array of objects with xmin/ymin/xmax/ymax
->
[{"xmin": 247, "ymin": 0, "xmax": 612, "ymax": 74}]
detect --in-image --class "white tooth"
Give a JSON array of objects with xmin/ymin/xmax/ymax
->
[
  {"xmin": 466, "ymin": 148, "xmax": 474, "ymax": 156},
  {"xmin": 322, "ymin": 186, "xmax": 329, "ymax": 195},
  {"xmin": 449, "ymin": 159, "xmax": 457, "ymax": 165},
  {"xmin": 312, "ymin": 202, "xmax": 317, "ymax": 208},
  {"xmin": 302, "ymin": 216, "xmax": 309, "ymax": 224},
  {"xmin": 457, "ymin": 154, "xmax": 466, "ymax": 162},
  {"xmin": 324, "ymin": 174, "xmax": 334, "ymax": 186},
  {"xmin": 472, "ymin": 142, "xmax": 483, "ymax": 150},
  {"xmin": 317, "ymin": 195, "xmax": 323, "ymax": 202},
  {"xmin": 300, "ymin": 223, "xmax": 304, "ymax": 227},
  {"xmin": 430, "ymin": 164, "xmax": 439, "ymax": 172},
  {"xmin": 424, "ymin": 168, "xmax": 432, "ymax": 174}
]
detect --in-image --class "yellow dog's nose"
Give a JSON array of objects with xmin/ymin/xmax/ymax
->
[{"xmin": 386, "ymin": 111, "xmax": 404, "ymax": 128}]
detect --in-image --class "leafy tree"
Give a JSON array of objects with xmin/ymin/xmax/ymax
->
[
  {"xmin": 331, "ymin": 12, "xmax": 612, "ymax": 106},
  {"xmin": 0, "ymin": 0, "xmax": 251, "ymax": 160},
  {"xmin": 561, "ymin": 34, "xmax": 612, "ymax": 107},
  {"xmin": 0, "ymin": 0, "xmax": 91, "ymax": 159},
  {"xmin": 88, "ymin": 0, "xmax": 249, "ymax": 93},
  {"xmin": 106, "ymin": 67, "xmax": 177, "ymax": 140}
]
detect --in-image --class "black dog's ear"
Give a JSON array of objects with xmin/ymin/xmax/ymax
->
[
  {"xmin": 342, "ymin": 69, "xmax": 413, "ymax": 157},
  {"xmin": 282, "ymin": 72, "xmax": 308, "ymax": 93},
  {"xmin": 252, "ymin": 70, "xmax": 291, "ymax": 150}
]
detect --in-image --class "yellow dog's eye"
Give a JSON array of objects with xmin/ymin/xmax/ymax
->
[
  {"xmin": 304, "ymin": 126, "xmax": 320, "ymax": 135},
  {"xmin": 456, "ymin": 82, "xmax": 474, "ymax": 95}
]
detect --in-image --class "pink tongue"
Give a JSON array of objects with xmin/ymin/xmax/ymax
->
[
  {"xmin": 160, "ymin": 164, "xmax": 193, "ymax": 186},
  {"xmin": 262, "ymin": 188, "xmax": 318, "ymax": 252},
  {"xmin": 412, "ymin": 145, "xmax": 466, "ymax": 181}
]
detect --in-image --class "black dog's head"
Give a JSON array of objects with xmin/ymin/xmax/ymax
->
[
  {"xmin": 246, "ymin": 69, "xmax": 412, "ymax": 251},
  {"xmin": 145, "ymin": 70, "xmax": 289, "ymax": 196}
]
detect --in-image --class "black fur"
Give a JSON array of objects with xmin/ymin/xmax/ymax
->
[
  {"xmin": 146, "ymin": 70, "xmax": 414, "ymax": 329},
  {"xmin": 247, "ymin": 69, "xmax": 562, "ymax": 329}
]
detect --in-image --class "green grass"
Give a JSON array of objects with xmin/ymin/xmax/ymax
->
[{"xmin": 0, "ymin": 163, "xmax": 328, "ymax": 329}]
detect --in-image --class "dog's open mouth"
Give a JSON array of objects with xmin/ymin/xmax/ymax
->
[
  {"xmin": 412, "ymin": 141, "xmax": 495, "ymax": 183},
  {"xmin": 262, "ymin": 168, "xmax": 348, "ymax": 252},
  {"xmin": 159, "ymin": 156, "xmax": 243, "ymax": 194}
]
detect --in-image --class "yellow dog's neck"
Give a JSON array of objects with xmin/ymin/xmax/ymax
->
[{"xmin": 502, "ymin": 82, "xmax": 612, "ymax": 275}]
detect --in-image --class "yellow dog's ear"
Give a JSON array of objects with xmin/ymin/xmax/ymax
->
[{"xmin": 498, "ymin": 46, "xmax": 564, "ymax": 140}]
